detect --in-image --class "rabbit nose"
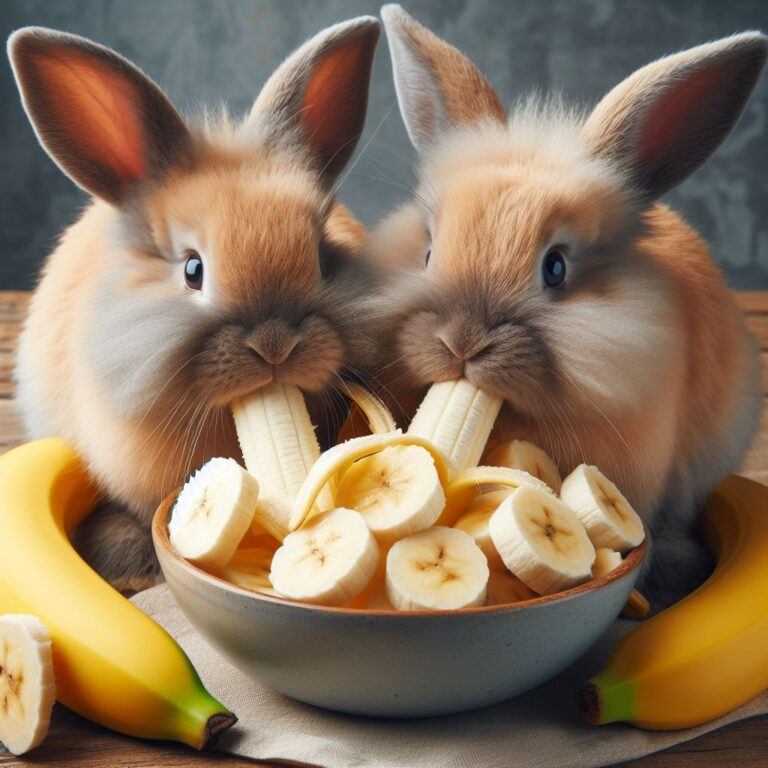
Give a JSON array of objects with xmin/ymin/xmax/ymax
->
[
  {"xmin": 246, "ymin": 321, "xmax": 299, "ymax": 366},
  {"xmin": 437, "ymin": 331, "xmax": 489, "ymax": 361}
]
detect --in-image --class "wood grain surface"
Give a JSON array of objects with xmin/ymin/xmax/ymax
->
[{"xmin": 1, "ymin": 290, "xmax": 767, "ymax": 767}]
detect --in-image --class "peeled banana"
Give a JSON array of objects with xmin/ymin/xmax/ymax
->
[
  {"xmin": 579, "ymin": 475, "xmax": 768, "ymax": 729},
  {"xmin": 232, "ymin": 383, "xmax": 323, "ymax": 539},
  {"xmin": 0, "ymin": 614, "xmax": 55, "ymax": 755},
  {"xmin": 0, "ymin": 438, "xmax": 235, "ymax": 749},
  {"xmin": 408, "ymin": 379, "xmax": 502, "ymax": 473}
]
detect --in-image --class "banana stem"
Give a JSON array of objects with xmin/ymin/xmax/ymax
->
[{"xmin": 577, "ymin": 671, "xmax": 635, "ymax": 725}]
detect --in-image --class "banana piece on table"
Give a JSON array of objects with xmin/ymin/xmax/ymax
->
[
  {"xmin": 441, "ymin": 465, "xmax": 554, "ymax": 526},
  {"xmin": 489, "ymin": 486, "xmax": 595, "ymax": 595},
  {"xmin": 485, "ymin": 568, "xmax": 537, "ymax": 606},
  {"xmin": 560, "ymin": 464, "xmax": 644, "ymax": 550},
  {"xmin": 407, "ymin": 379, "xmax": 502, "ymax": 474},
  {"xmin": 485, "ymin": 439, "xmax": 562, "ymax": 494},
  {"xmin": 232, "ymin": 383, "xmax": 325, "ymax": 540},
  {"xmin": 335, "ymin": 444, "xmax": 445, "ymax": 541},
  {"xmin": 270, "ymin": 508, "xmax": 379, "ymax": 606},
  {"xmin": 0, "ymin": 614, "xmax": 55, "ymax": 756},
  {"xmin": 386, "ymin": 527, "xmax": 489, "ymax": 611},
  {"xmin": 219, "ymin": 547, "xmax": 279, "ymax": 597},
  {"xmin": 453, "ymin": 489, "xmax": 511, "ymax": 568},
  {"xmin": 169, "ymin": 457, "xmax": 258, "ymax": 569}
]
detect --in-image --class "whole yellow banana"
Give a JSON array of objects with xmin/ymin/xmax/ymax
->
[
  {"xmin": 0, "ymin": 437, "xmax": 235, "ymax": 748},
  {"xmin": 579, "ymin": 474, "xmax": 768, "ymax": 729}
]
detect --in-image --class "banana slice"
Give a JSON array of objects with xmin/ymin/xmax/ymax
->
[
  {"xmin": 560, "ymin": 464, "xmax": 645, "ymax": 550},
  {"xmin": 489, "ymin": 486, "xmax": 595, "ymax": 595},
  {"xmin": 386, "ymin": 527, "xmax": 489, "ymax": 611},
  {"xmin": 289, "ymin": 431, "xmax": 451, "ymax": 531},
  {"xmin": 232, "ymin": 384, "xmax": 327, "ymax": 539},
  {"xmin": 336, "ymin": 445, "xmax": 445, "ymax": 541},
  {"xmin": 592, "ymin": 547, "xmax": 623, "ymax": 577},
  {"xmin": 485, "ymin": 439, "xmax": 562, "ymax": 494},
  {"xmin": 485, "ymin": 568, "xmax": 537, "ymax": 605},
  {"xmin": 407, "ymin": 379, "xmax": 502, "ymax": 473},
  {"xmin": 219, "ymin": 547, "xmax": 279, "ymax": 597},
  {"xmin": 453, "ymin": 489, "xmax": 511, "ymax": 568},
  {"xmin": 270, "ymin": 507, "xmax": 379, "ymax": 606},
  {"xmin": 441, "ymin": 465, "xmax": 554, "ymax": 526},
  {"xmin": 169, "ymin": 457, "xmax": 258, "ymax": 569},
  {"xmin": 0, "ymin": 615, "xmax": 55, "ymax": 756}
]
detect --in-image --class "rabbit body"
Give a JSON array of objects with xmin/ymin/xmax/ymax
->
[
  {"xmin": 10, "ymin": 19, "xmax": 381, "ymax": 589},
  {"xmin": 375, "ymin": 6, "xmax": 766, "ymax": 602}
]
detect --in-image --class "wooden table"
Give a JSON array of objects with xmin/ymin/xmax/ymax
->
[{"xmin": 1, "ymin": 290, "xmax": 766, "ymax": 767}]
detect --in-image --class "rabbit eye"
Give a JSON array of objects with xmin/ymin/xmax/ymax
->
[
  {"xmin": 184, "ymin": 251, "xmax": 203, "ymax": 290},
  {"xmin": 542, "ymin": 249, "xmax": 566, "ymax": 287},
  {"xmin": 425, "ymin": 244, "xmax": 432, "ymax": 267}
]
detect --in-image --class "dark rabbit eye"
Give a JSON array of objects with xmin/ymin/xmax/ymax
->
[
  {"xmin": 425, "ymin": 244, "xmax": 432, "ymax": 267},
  {"xmin": 542, "ymin": 249, "xmax": 566, "ymax": 287},
  {"xmin": 184, "ymin": 251, "xmax": 203, "ymax": 290}
]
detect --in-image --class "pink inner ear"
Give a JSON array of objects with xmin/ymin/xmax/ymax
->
[
  {"xmin": 300, "ymin": 39, "xmax": 368, "ymax": 169},
  {"xmin": 36, "ymin": 50, "xmax": 147, "ymax": 188},
  {"xmin": 637, "ymin": 65, "xmax": 721, "ymax": 170}
]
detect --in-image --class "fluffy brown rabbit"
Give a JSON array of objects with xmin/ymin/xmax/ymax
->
[
  {"xmin": 373, "ymin": 5, "xmax": 766, "ymax": 604},
  {"xmin": 8, "ymin": 17, "xmax": 381, "ymax": 591}
]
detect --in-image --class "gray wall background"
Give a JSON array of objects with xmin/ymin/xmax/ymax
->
[{"xmin": 2, "ymin": 0, "xmax": 767, "ymax": 290}]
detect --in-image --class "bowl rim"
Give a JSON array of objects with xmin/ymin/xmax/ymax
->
[{"xmin": 153, "ymin": 489, "xmax": 649, "ymax": 618}]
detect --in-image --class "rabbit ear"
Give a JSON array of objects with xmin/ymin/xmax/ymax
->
[
  {"xmin": 8, "ymin": 27, "xmax": 190, "ymax": 204},
  {"xmin": 380, "ymin": 4, "xmax": 506, "ymax": 152},
  {"xmin": 582, "ymin": 32, "xmax": 768, "ymax": 201},
  {"xmin": 249, "ymin": 16, "xmax": 380, "ymax": 188}
]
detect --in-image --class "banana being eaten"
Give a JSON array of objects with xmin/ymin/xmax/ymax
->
[{"xmin": 167, "ymin": 377, "xmax": 646, "ymax": 614}]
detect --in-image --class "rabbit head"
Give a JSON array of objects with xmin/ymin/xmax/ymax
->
[
  {"xmin": 9, "ymin": 18, "xmax": 380, "ymax": 427},
  {"xmin": 377, "ymin": 5, "xmax": 766, "ymax": 421}
]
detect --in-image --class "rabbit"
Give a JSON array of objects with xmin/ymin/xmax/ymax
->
[
  {"xmin": 372, "ymin": 5, "xmax": 766, "ymax": 606},
  {"xmin": 8, "ymin": 16, "xmax": 381, "ymax": 592}
]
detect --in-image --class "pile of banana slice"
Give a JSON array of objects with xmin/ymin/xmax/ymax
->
[{"xmin": 170, "ymin": 379, "xmax": 646, "ymax": 612}]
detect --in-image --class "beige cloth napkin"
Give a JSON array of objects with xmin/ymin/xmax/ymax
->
[{"xmin": 133, "ymin": 586, "xmax": 768, "ymax": 768}]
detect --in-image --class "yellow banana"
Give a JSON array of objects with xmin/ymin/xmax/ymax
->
[
  {"xmin": 579, "ymin": 475, "xmax": 768, "ymax": 729},
  {"xmin": 0, "ymin": 438, "xmax": 235, "ymax": 749}
]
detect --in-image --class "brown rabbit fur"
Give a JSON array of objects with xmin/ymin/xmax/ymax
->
[
  {"xmin": 375, "ymin": 6, "xmax": 766, "ymax": 604},
  {"xmin": 9, "ymin": 18, "xmax": 381, "ymax": 591}
]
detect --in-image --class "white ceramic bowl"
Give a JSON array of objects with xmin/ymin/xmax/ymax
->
[{"xmin": 153, "ymin": 493, "xmax": 647, "ymax": 718}]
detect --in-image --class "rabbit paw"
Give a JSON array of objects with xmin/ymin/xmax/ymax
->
[{"xmin": 70, "ymin": 502, "xmax": 163, "ymax": 595}]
